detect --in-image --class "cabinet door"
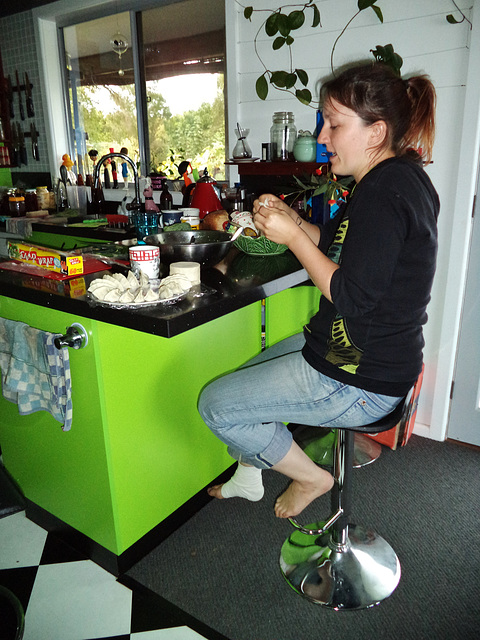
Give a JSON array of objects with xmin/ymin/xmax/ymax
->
[{"xmin": 264, "ymin": 284, "xmax": 319, "ymax": 348}]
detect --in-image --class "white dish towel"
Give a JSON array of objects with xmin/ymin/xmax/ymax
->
[{"xmin": 0, "ymin": 318, "xmax": 73, "ymax": 431}]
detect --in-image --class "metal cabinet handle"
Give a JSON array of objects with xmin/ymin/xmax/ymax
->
[{"xmin": 54, "ymin": 323, "xmax": 88, "ymax": 350}]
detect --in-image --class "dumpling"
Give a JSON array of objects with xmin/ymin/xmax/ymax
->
[
  {"xmin": 103, "ymin": 274, "xmax": 120, "ymax": 284},
  {"xmin": 144, "ymin": 287, "xmax": 159, "ymax": 302},
  {"xmin": 90, "ymin": 285, "xmax": 112, "ymax": 300},
  {"xmin": 119, "ymin": 289, "xmax": 135, "ymax": 303},
  {"xmin": 112, "ymin": 273, "xmax": 129, "ymax": 289},
  {"xmin": 161, "ymin": 274, "xmax": 191, "ymax": 292},
  {"xmin": 134, "ymin": 288, "xmax": 146, "ymax": 303},
  {"xmin": 89, "ymin": 278, "xmax": 118, "ymax": 292},
  {"xmin": 126, "ymin": 270, "xmax": 139, "ymax": 288},
  {"xmin": 159, "ymin": 284, "xmax": 175, "ymax": 299},
  {"xmin": 103, "ymin": 288, "xmax": 122, "ymax": 302}
]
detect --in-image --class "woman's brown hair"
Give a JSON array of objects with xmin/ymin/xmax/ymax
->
[{"xmin": 320, "ymin": 63, "xmax": 436, "ymax": 164}]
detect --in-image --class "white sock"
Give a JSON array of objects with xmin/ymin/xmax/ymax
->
[{"xmin": 221, "ymin": 463, "xmax": 265, "ymax": 501}]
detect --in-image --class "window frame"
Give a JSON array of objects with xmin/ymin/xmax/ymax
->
[{"xmin": 34, "ymin": 0, "xmax": 231, "ymax": 183}]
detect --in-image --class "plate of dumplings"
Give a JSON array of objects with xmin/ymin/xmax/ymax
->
[{"xmin": 87, "ymin": 270, "xmax": 192, "ymax": 308}]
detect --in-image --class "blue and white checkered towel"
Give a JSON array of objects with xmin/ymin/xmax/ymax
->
[{"xmin": 0, "ymin": 318, "xmax": 73, "ymax": 431}]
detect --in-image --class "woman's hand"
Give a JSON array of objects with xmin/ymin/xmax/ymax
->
[
  {"xmin": 252, "ymin": 194, "xmax": 299, "ymax": 247},
  {"xmin": 253, "ymin": 193, "xmax": 337, "ymax": 302}
]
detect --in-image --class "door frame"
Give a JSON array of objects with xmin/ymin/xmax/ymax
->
[{"xmin": 423, "ymin": 1, "xmax": 480, "ymax": 442}]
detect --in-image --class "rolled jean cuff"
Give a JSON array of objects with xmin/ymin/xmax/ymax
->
[{"xmin": 227, "ymin": 422, "xmax": 293, "ymax": 470}]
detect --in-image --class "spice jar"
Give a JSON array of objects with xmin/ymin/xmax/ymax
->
[
  {"xmin": 270, "ymin": 112, "xmax": 297, "ymax": 161},
  {"xmin": 9, "ymin": 196, "xmax": 26, "ymax": 217}
]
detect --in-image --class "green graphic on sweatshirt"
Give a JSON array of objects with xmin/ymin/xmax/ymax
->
[
  {"xmin": 325, "ymin": 315, "xmax": 362, "ymax": 373},
  {"xmin": 327, "ymin": 218, "xmax": 349, "ymax": 265}
]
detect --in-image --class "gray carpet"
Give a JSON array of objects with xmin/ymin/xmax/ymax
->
[{"xmin": 127, "ymin": 435, "xmax": 480, "ymax": 640}]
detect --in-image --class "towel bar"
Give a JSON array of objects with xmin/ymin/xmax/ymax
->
[{"xmin": 54, "ymin": 323, "xmax": 88, "ymax": 350}]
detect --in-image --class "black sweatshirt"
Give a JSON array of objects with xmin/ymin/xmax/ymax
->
[{"xmin": 302, "ymin": 156, "xmax": 440, "ymax": 397}]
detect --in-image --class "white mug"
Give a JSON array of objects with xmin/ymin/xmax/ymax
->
[{"xmin": 129, "ymin": 245, "xmax": 160, "ymax": 280}]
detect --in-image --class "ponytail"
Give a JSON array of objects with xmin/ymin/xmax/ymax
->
[{"xmin": 403, "ymin": 76, "xmax": 436, "ymax": 164}]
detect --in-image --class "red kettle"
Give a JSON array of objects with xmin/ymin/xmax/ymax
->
[{"xmin": 182, "ymin": 169, "xmax": 222, "ymax": 219}]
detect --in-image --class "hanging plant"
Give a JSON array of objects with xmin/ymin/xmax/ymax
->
[
  {"xmin": 446, "ymin": 1, "xmax": 473, "ymax": 28},
  {"xmin": 242, "ymin": 1, "xmax": 386, "ymax": 107},
  {"xmin": 370, "ymin": 44, "xmax": 403, "ymax": 76},
  {"xmin": 241, "ymin": 0, "xmax": 465, "ymax": 106}
]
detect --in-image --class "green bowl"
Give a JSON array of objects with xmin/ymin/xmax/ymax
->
[{"xmin": 234, "ymin": 234, "xmax": 288, "ymax": 256}]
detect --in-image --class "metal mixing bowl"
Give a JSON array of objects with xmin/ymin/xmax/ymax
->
[{"xmin": 144, "ymin": 230, "xmax": 233, "ymax": 265}]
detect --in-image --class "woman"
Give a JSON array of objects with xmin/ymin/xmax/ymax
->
[{"xmin": 198, "ymin": 63, "xmax": 439, "ymax": 519}]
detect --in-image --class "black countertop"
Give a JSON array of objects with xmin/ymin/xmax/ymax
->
[
  {"xmin": 0, "ymin": 216, "xmax": 135, "ymax": 244},
  {"xmin": 0, "ymin": 246, "xmax": 311, "ymax": 338}
]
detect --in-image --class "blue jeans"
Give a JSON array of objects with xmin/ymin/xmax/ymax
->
[{"xmin": 198, "ymin": 333, "xmax": 402, "ymax": 470}]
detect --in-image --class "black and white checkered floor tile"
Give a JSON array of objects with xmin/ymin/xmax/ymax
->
[{"xmin": 0, "ymin": 510, "xmax": 228, "ymax": 640}]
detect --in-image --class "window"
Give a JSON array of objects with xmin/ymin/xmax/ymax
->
[
  {"xmin": 63, "ymin": 11, "xmax": 138, "ymax": 177},
  {"xmin": 62, "ymin": 0, "xmax": 225, "ymax": 181}
]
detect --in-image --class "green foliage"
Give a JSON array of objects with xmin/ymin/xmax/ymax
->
[
  {"xmin": 163, "ymin": 77, "xmax": 225, "ymax": 177},
  {"xmin": 371, "ymin": 44, "xmax": 403, "ymax": 76},
  {"xmin": 287, "ymin": 169, "xmax": 353, "ymax": 210},
  {"xmin": 246, "ymin": 1, "xmax": 388, "ymax": 107},
  {"xmin": 79, "ymin": 84, "xmax": 140, "ymax": 157},
  {"xmin": 78, "ymin": 75, "xmax": 225, "ymax": 179},
  {"xmin": 446, "ymin": 14, "xmax": 460, "ymax": 24},
  {"xmin": 446, "ymin": 11, "xmax": 472, "ymax": 28}
]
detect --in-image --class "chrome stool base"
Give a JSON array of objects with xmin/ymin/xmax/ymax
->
[
  {"xmin": 282, "ymin": 400, "xmax": 408, "ymax": 610},
  {"xmin": 353, "ymin": 433, "xmax": 382, "ymax": 468},
  {"xmin": 280, "ymin": 523, "xmax": 400, "ymax": 610}
]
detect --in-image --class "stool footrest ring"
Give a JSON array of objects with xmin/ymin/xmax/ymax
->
[{"xmin": 288, "ymin": 508, "xmax": 343, "ymax": 535}]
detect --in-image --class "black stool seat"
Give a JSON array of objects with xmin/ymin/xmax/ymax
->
[
  {"xmin": 280, "ymin": 396, "xmax": 409, "ymax": 610},
  {"xmin": 292, "ymin": 397, "xmax": 407, "ymax": 469},
  {"xmin": 348, "ymin": 396, "xmax": 406, "ymax": 433}
]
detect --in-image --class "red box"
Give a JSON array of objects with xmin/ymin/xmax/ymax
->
[{"xmin": 365, "ymin": 366, "xmax": 424, "ymax": 450}]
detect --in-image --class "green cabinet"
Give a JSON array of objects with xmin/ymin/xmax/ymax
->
[
  {"xmin": 0, "ymin": 296, "xmax": 261, "ymax": 555},
  {"xmin": 264, "ymin": 285, "xmax": 320, "ymax": 348},
  {"xmin": 0, "ymin": 283, "xmax": 318, "ymax": 561}
]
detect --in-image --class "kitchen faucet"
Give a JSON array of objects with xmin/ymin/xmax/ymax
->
[{"xmin": 93, "ymin": 152, "xmax": 141, "ymax": 212}]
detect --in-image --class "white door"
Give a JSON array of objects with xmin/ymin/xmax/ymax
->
[{"xmin": 447, "ymin": 182, "xmax": 480, "ymax": 446}]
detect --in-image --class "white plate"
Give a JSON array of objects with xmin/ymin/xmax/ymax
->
[
  {"xmin": 87, "ymin": 290, "xmax": 188, "ymax": 308},
  {"xmin": 229, "ymin": 157, "xmax": 260, "ymax": 163}
]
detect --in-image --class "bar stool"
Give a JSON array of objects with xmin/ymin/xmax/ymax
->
[
  {"xmin": 292, "ymin": 425, "xmax": 382, "ymax": 468},
  {"xmin": 279, "ymin": 397, "xmax": 408, "ymax": 610}
]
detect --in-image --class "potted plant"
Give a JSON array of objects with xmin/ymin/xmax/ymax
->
[{"xmin": 285, "ymin": 164, "xmax": 354, "ymax": 224}]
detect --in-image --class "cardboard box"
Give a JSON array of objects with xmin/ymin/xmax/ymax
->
[
  {"xmin": 7, "ymin": 242, "xmax": 84, "ymax": 276},
  {"xmin": 365, "ymin": 365, "xmax": 424, "ymax": 450}
]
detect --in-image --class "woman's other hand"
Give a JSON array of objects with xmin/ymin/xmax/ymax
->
[{"xmin": 252, "ymin": 194, "xmax": 298, "ymax": 247}]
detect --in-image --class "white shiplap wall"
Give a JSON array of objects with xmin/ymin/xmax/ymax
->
[{"xmin": 227, "ymin": 0, "xmax": 479, "ymax": 440}]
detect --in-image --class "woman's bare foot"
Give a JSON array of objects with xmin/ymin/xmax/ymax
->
[
  {"xmin": 274, "ymin": 468, "xmax": 334, "ymax": 518},
  {"xmin": 207, "ymin": 484, "xmax": 224, "ymax": 499}
]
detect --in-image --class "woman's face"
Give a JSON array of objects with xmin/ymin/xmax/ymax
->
[{"xmin": 318, "ymin": 97, "xmax": 387, "ymax": 182}]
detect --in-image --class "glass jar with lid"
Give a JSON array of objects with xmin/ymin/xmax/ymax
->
[
  {"xmin": 9, "ymin": 195, "xmax": 26, "ymax": 217},
  {"xmin": 270, "ymin": 112, "xmax": 297, "ymax": 161},
  {"xmin": 25, "ymin": 188, "xmax": 39, "ymax": 212},
  {"xmin": 36, "ymin": 186, "xmax": 50, "ymax": 210}
]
